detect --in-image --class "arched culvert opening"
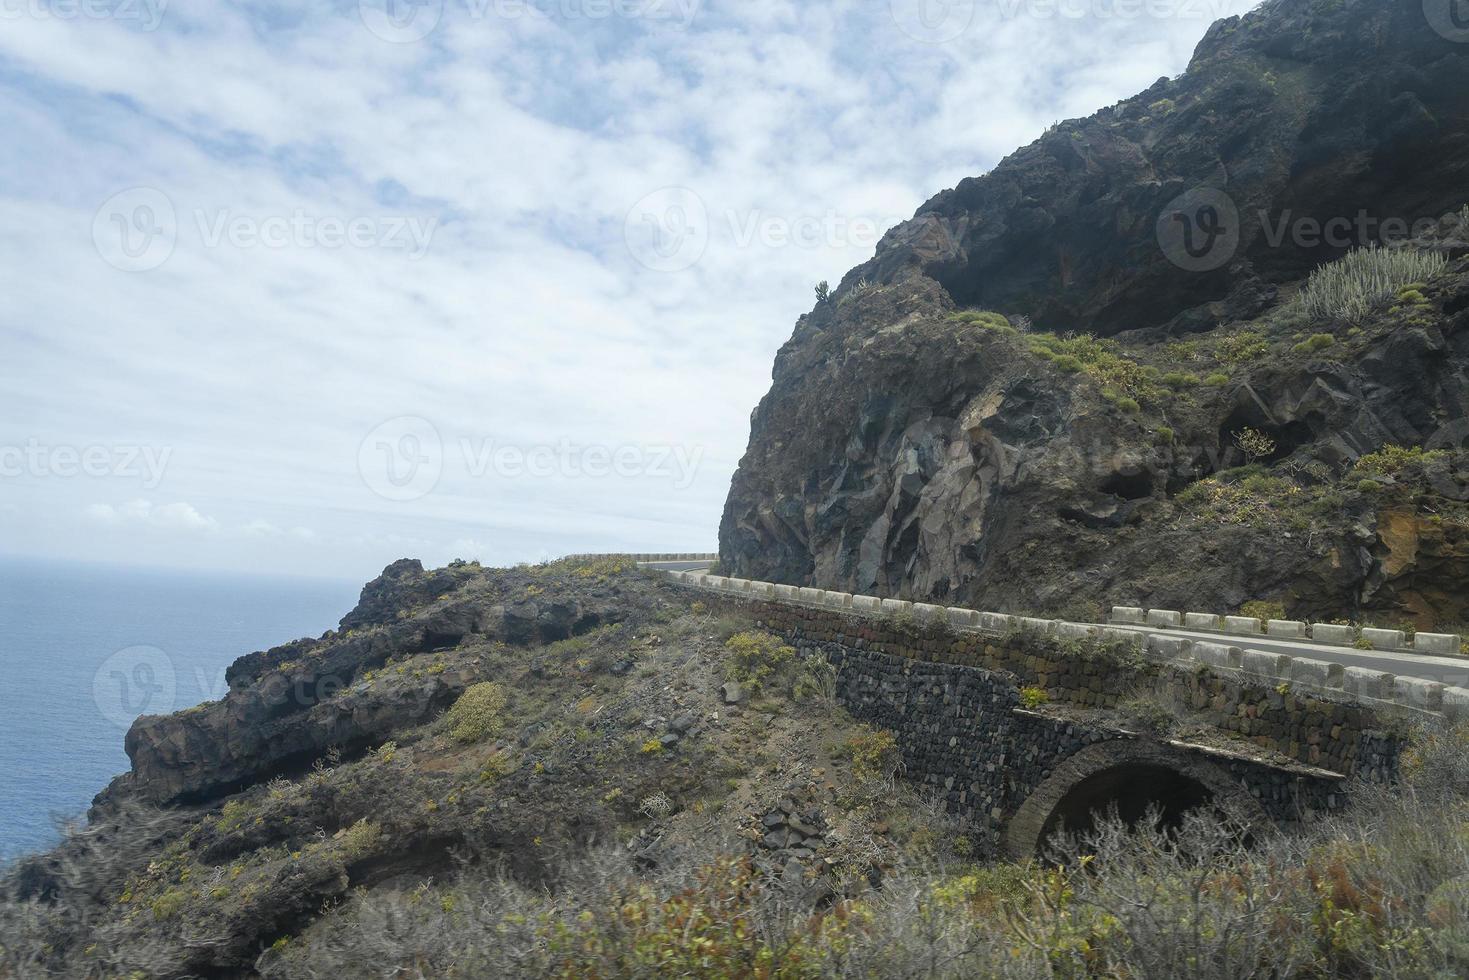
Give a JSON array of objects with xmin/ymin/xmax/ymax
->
[
  {"xmin": 1038, "ymin": 763, "xmax": 1213, "ymax": 847},
  {"xmin": 1003, "ymin": 741, "xmax": 1269, "ymax": 860}
]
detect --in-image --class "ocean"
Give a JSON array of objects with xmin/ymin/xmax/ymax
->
[{"xmin": 0, "ymin": 556, "xmax": 361, "ymax": 862}]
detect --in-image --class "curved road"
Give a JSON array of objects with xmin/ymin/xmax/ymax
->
[{"xmin": 641, "ymin": 562, "xmax": 1469, "ymax": 687}]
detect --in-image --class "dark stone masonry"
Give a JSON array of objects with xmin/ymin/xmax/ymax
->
[{"xmin": 688, "ymin": 586, "xmax": 1407, "ymax": 857}]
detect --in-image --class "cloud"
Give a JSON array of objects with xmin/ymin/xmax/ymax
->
[
  {"xmin": 2, "ymin": 2, "xmax": 1248, "ymax": 579},
  {"xmin": 85, "ymin": 499, "xmax": 219, "ymax": 531}
]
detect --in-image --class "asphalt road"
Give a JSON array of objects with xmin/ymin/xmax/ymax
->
[
  {"xmin": 1108, "ymin": 624, "xmax": 1469, "ymax": 686},
  {"xmin": 640, "ymin": 561, "xmax": 1469, "ymax": 686}
]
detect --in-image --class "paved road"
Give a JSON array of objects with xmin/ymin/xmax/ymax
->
[
  {"xmin": 641, "ymin": 562, "xmax": 1469, "ymax": 687},
  {"xmin": 1107, "ymin": 624, "xmax": 1469, "ymax": 687}
]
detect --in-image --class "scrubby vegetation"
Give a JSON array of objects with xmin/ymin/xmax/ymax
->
[{"xmin": 1291, "ymin": 244, "xmax": 1448, "ymax": 322}]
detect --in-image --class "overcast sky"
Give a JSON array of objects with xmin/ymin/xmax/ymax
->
[{"xmin": 0, "ymin": 0, "xmax": 1255, "ymax": 583}]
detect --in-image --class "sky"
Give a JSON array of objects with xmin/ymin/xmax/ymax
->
[{"xmin": 0, "ymin": 0, "xmax": 1258, "ymax": 584}]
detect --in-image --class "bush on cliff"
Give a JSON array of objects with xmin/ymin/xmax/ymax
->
[{"xmin": 445, "ymin": 682, "xmax": 508, "ymax": 743}]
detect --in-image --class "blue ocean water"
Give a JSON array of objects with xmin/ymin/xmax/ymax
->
[{"xmin": 0, "ymin": 556, "xmax": 360, "ymax": 862}]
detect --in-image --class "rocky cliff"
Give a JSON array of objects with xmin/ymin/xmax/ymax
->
[{"xmin": 720, "ymin": 0, "xmax": 1469, "ymax": 626}]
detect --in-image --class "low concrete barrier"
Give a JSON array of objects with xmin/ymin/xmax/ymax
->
[
  {"xmin": 880, "ymin": 598, "xmax": 912, "ymax": 616},
  {"xmin": 825, "ymin": 591, "xmax": 853, "ymax": 610},
  {"xmin": 912, "ymin": 602, "xmax": 946, "ymax": 624},
  {"xmin": 1289, "ymin": 658, "xmax": 1343, "ymax": 689},
  {"xmin": 1342, "ymin": 667, "xmax": 1394, "ymax": 699},
  {"xmin": 1145, "ymin": 634, "xmax": 1192, "ymax": 659},
  {"xmin": 1311, "ymin": 623, "xmax": 1355, "ymax": 645},
  {"xmin": 981, "ymin": 612, "xmax": 1013, "ymax": 633},
  {"xmin": 1055, "ymin": 622, "xmax": 1099, "ymax": 642},
  {"xmin": 1146, "ymin": 609, "xmax": 1182, "ymax": 628},
  {"xmin": 1414, "ymin": 632, "xmax": 1462, "ymax": 656},
  {"xmin": 1185, "ymin": 612, "xmax": 1221, "ymax": 630},
  {"xmin": 851, "ymin": 595, "xmax": 881, "ymax": 613},
  {"xmin": 947, "ymin": 607, "xmax": 979, "ymax": 628},
  {"xmin": 1268, "ymin": 619, "xmax": 1308, "ymax": 639},
  {"xmin": 1111, "ymin": 606, "xmax": 1145, "ymax": 625},
  {"xmin": 1242, "ymin": 650, "xmax": 1292, "ymax": 678},
  {"xmin": 798, "ymin": 587, "xmax": 824, "ymax": 605},
  {"xmin": 1193, "ymin": 642, "xmax": 1242, "ymax": 671},
  {"xmin": 774, "ymin": 584, "xmax": 799, "ymax": 601},
  {"xmin": 1394, "ymin": 676, "xmax": 1445, "ymax": 711},
  {"xmin": 1362, "ymin": 627, "xmax": 1406, "ymax": 651},
  {"xmin": 1223, "ymin": 615, "xmax": 1263, "ymax": 636}
]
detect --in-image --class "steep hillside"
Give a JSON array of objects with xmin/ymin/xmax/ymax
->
[
  {"xmin": 1, "ymin": 559, "xmax": 960, "ymax": 977},
  {"xmin": 720, "ymin": 0, "xmax": 1469, "ymax": 626}
]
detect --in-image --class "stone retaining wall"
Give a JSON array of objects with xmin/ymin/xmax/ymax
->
[{"xmin": 688, "ymin": 586, "xmax": 1403, "ymax": 778}]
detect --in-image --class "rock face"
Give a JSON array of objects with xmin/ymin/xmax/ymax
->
[
  {"xmin": 855, "ymin": 0, "xmax": 1469, "ymax": 339},
  {"xmin": 720, "ymin": 0, "xmax": 1469, "ymax": 625},
  {"xmin": 98, "ymin": 561, "xmax": 638, "ymax": 807}
]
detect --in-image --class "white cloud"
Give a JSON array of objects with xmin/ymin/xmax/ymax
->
[{"xmin": 85, "ymin": 499, "xmax": 219, "ymax": 531}]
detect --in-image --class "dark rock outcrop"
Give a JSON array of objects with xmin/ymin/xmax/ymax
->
[
  {"xmin": 721, "ymin": 0, "xmax": 1469, "ymax": 624},
  {"xmin": 97, "ymin": 561, "xmax": 640, "ymax": 807}
]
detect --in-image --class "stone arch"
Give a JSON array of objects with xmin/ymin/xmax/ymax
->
[{"xmin": 1003, "ymin": 740, "xmax": 1270, "ymax": 860}]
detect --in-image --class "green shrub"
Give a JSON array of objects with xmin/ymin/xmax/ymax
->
[
  {"xmin": 1291, "ymin": 244, "xmax": 1448, "ymax": 321},
  {"xmin": 1291, "ymin": 333, "xmax": 1335, "ymax": 354},
  {"xmin": 1204, "ymin": 372, "xmax": 1230, "ymax": 386},
  {"xmin": 1160, "ymin": 371, "xmax": 1197, "ymax": 390},
  {"xmin": 151, "ymin": 889, "xmax": 187, "ymax": 921},
  {"xmin": 1217, "ymin": 330, "xmax": 1269, "ymax": 363},
  {"xmin": 1054, "ymin": 354, "xmax": 1084, "ymax": 373},
  {"xmin": 949, "ymin": 310, "xmax": 1015, "ymax": 333},
  {"xmin": 1240, "ymin": 599, "xmax": 1287, "ymax": 624},
  {"xmin": 1018, "ymin": 686, "xmax": 1049, "ymax": 709},
  {"xmin": 842, "ymin": 727, "xmax": 899, "ymax": 782},
  {"xmin": 1154, "ymin": 426, "xmax": 1174, "ymax": 445},
  {"xmin": 1115, "ymin": 396, "xmax": 1141, "ymax": 414},
  {"xmin": 723, "ymin": 631, "xmax": 795, "ymax": 693},
  {"xmin": 1353, "ymin": 444, "xmax": 1447, "ymax": 478},
  {"xmin": 445, "ymin": 683, "xmax": 508, "ymax": 743}
]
